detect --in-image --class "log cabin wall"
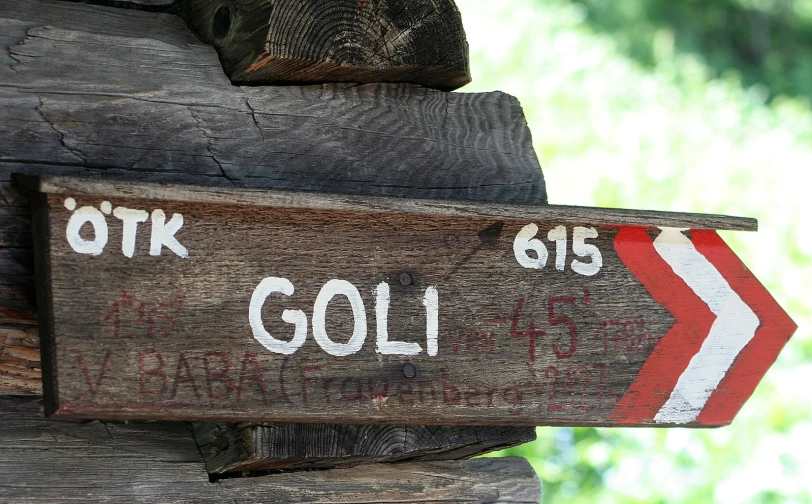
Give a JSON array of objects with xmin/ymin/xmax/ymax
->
[{"xmin": 0, "ymin": 0, "xmax": 543, "ymax": 501}]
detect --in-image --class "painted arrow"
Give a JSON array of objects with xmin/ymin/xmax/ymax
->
[
  {"xmin": 17, "ymin": 175, "xmax": 799, "ymax": 426},
  {"xmin": 612, "ymin": 227, "xmax": 798, "ymax": 426}
]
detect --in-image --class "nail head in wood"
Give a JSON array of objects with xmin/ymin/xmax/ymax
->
[{"xmin": 402, "ymin": 363, "xmax": 417, "ymax": 379}]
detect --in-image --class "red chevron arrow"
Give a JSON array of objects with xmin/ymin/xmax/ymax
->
[
  {"xmin": 20, "ymin": 175, "xmax": 798, "ymax": 425},
  {"xmin": 611, "ymin": 227, "xmax": 797, "ymax": 426}
]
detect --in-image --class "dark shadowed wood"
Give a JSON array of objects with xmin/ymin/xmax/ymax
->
[
  {"xmin": 133, "ymin": 0, "xmax": 175, "ymax": 5},
  {"xmin": 82, "ymin": 0, "xmax": 176, "ymax": 7},
  {"xmin": 22, "ymin": 176, "xmax": 774, "ymax": 427},
  {"xmin": 92, "ymin": 0, "xmax": 177, "ymax": 8},
  {"xmin": 193, "ymin": 422, "xmax": 536, "ymax": 473},
  {"xmin": 179, "ymin": 0, "xmax": 470, "ymax": 89},
  {"xmin": 0, "ymin": 396, "xmax": 541, "ymax": 503}
]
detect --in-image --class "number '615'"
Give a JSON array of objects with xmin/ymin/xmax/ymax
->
[{"xmin": 513, "ymin": 224, "xmax": 602, "ymax": 276}]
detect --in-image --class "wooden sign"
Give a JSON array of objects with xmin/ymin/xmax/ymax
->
[{"xmin": 19, "ymin": 175, "xmax": 797, "ymax": 427}]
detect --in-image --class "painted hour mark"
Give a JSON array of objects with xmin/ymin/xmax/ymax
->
[{"xmin": 505, "ymin": 289, "xmax": 592, "ymax": 362}]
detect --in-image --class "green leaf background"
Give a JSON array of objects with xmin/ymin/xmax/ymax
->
[{"xmin": 454, "ymin": 1, "xmax": 812, "ymax": 502}]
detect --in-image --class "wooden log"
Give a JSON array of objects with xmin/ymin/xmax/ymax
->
[
  {"xmin": 193, "ymin": 422, "xmax": 536, "ymax": 473},
  {"xmin": 0, "ymin": 0, "xmax": 545, "ymax": 384},
  {"xmin": 0, "ymin": 0, "xmax": 538, "ymax": 204},
  {"xmin": 0, "ymin": 396, "xmax": 542, "ymax": 503},
  {"xmin": 178, "ymin": 0, "xmax": 471, "ymax": 89}
]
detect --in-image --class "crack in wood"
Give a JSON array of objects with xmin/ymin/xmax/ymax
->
[{"xmin": 34, "ymin": 98, "xmax": 87, "ymax": 164}]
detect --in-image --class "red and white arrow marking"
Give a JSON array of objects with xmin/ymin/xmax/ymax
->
[{"xmin": 611, "ymin": 227, "xmax": 797, "ymax": 426}]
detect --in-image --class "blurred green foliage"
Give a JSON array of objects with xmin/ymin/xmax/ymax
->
[
  {"xmin": 574, "ymin": 0, "xmax": 812, "ymax": 103},
  {"xmin": 454, "ymin": 0, "xmax": 812, "ymax": 502}
]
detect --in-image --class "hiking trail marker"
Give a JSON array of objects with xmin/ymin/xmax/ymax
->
[{"xmin": 19, "ymin": 175, "xmax": 797, "ymax": 427}]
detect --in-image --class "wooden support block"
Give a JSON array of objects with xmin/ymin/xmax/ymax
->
[
  {"xmin": 178, "ymin": 0, "xmax": 471, "ymax": 89},
  {"xmin": 193, "ymin": 422, "xmax": 536, "ymax": 473},
  {"xmin": 0, "ymin": 396, "xmax": 542, "ymax": 503}
]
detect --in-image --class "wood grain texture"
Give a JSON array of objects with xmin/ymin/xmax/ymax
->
[
  {"xmin": 0, "ymin": 325, "xmax": 536, "ymax": 469},
  {"xmin": 193, "ymin": 422, "xmax": 535, "ymax": 473},
  {"xmin": 0, "ymin": 1, "xmax": 536, "ymax": 492},
  {"xmin": 24, "ymin": 177, "xmax": 728, "ymax": 426},
  {"xmin": 0, "ymin": 321, "xmax": 535, "ymax": 469},
  {"xmin": 86, "ymin": 0, "xmax": 177, "ymax": 8},
  {"xmin": 179, "ymin": 0, "xmax": 470, "ymax": 89},
  {"xmin": 0, "ymin": 396, "xmax": 541, "ymax": 503},
  {"xmin": 0, "ymin": 0, "xmax": 545, "ymax": 379},
  {"xmin": 19, "ymin": 174, "xmax": 758, "ymax": 231},
  {"xmin": 0, "ymin": 326, "xmax": 40, "ymax": 394},
  {"xmin": 83, "ymin": 0, "xmax": 176, "ymax": 7}
]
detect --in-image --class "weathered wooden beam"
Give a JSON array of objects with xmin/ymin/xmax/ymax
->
[
  {"xmin": 0, "ymin": 396, "xmax": 542, "ymax": 502},
  {"xmin": 1, "ymin": 0, "xmax": 539, "ymax": 202},
  {"xmin": 178, "ymin": 0, "xmax": 471, "ymax": 89},
  {"xmin": 193, "ymin": 422, "xmax": 536, "ymax": 473},
  {"xmin": 0, "ymin": 0, "xmax": 545, "ymax": 363}
]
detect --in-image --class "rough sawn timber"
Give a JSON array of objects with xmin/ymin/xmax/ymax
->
[
  {"xmin": 0, "ymin": 397, "xmax": 542, "ymax": 503},
  {"xmin": 179, "ymin": 0, "xmax": 471, "ymax": 89},
  {"xmin": 0, "ymin": 0, "xmax": 546, "ymax": 392},
  {"xmin": 193, "ymin": 422, "xmax": 536, "ymax": 473}
]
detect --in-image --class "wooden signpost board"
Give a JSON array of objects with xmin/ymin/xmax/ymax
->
[{"xmin": 19, "ymin": 174, "xmax": 797, "ymax": 427}]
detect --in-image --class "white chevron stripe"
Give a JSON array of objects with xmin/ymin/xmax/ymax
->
[{"xmin": 652, "ymin": 228, "xmax": 760, "ymax": 424}]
